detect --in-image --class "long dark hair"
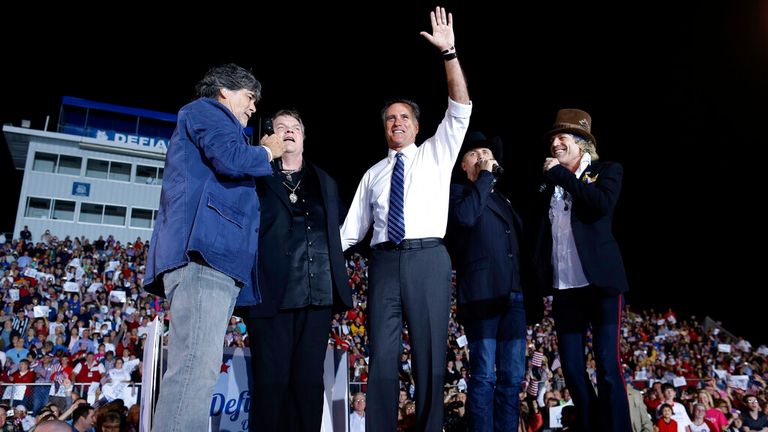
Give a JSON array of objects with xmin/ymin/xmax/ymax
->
[{"xmin": 195, "ymin": 63, "xmax": 261, "ymax": 102}]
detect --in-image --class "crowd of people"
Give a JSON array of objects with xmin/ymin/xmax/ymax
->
[
  {"xmin": 337, "ymin": 249, "xmax": 768, "ymax": 432},
  {"xmin": 0, "ymin": 228, "xmax": 153, "ymax": 431},
  {"xmin": 2, "ymin": 7, "xmax": 766, "ymax": 432},
  {"xmin": 3, "ymin": 228, "xmax": 767, "ymax": 431}
]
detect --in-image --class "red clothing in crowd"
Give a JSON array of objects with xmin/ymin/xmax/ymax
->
[
  {"xmin": 10, "ymin": 369, "xmax": 36, "ymax": 396},
  {"xmin": 346, "ymin": 308, "xmax": 365, "ymax": 322},
  {"xmin": 528, "ymin": 412, "xmax": 543, "ymax": 432},
  {"xmin": 19, "ymin": 283, "xmax": 33, "ymax": 296},
  {"xmin": 656, "ymin": 418, "xmax": 678, "ymax": 432},
  {"xmin": 125, "ymin": 318, "xmax": 141, "ymax": 332},
  {"xmin": 333, "ymin": 333, "xmax": 350, "ymax": 351},
  {"xmin": 51, "ymin": 363, "xmax": 73, "ymax": 382},
  {"xmin": 663, "ymin": 309, "xmax": 677, "ymax": 322},
  {"xmin": 75, "ymin": 361, "xmax": 102, "ymax": 383},
  {"xmin": 645, "ymin": 397, "xmax": 662, "ymax": 414}
]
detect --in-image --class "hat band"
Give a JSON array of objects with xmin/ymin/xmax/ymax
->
[{"xmin": 553, "ymin": 122, "xmax": 590, "ymax": 132}]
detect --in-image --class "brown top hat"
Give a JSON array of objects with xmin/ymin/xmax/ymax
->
[{"xmin": 546, "ymin": 108, "xmax": 596, "ymax": 144}]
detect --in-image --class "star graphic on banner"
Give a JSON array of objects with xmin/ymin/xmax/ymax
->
[{"xmin": 220, "ymin": 362, "xmax": 230, "ymax": 374}]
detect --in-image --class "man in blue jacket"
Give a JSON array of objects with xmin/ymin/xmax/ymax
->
[{"xmin": 143, "ymin": 63, "xmax": 284, "ymax": 432}]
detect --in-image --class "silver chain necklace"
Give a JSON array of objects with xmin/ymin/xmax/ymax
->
[
  {"xmin": 281, "ymin": 168, "xmax": 300, "ymax": 182},
  {"xmin": 282, "ymin": 179, "xmax": 302, "ymax": 204}
]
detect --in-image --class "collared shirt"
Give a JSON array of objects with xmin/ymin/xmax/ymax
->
[
  {"xmin": 549, "ymin": 152, "xmax": 591, "ymax": 289},
  {"xmin": 341, "ymin": 98, "xmax": 472, "ymax": 249},
  {"xmin": 349, "ymin": 411, "xmax": 365, "ymax": 432}
]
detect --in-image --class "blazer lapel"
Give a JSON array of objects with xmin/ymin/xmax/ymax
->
[
  {"xmin": 494, "ymin": 191, "xmax": 525, "ymax": 234},
  {"xmin": 487, "ymin": 192, "xmax": 514, "ymax": 227},
  {"xmin": 579, "ymin": 162, "xmax": 599, "ymax": 183},
  {"xmin": 315, "ymin": 163, "xmax": 331, "ymax": 215},
  {"xmin": 265, "ymin": 173, "xmax": 292, "ymax": 210}
]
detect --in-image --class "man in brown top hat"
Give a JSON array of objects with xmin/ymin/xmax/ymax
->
[{"xmin": 533, "ymin": 108, "xmax": 631, "ymax": 432}]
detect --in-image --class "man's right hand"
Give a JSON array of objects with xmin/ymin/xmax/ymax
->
[
  {"xmin": 260, "ymin": 134, "xmax": 285, "ymax": 159},
  {"xmin": 543, "ymin": 157, "xmax": 559, "ymax": 173},
  {"xmin": 477, "ymin": 158, "xmax": 496, "ymax": 173}
]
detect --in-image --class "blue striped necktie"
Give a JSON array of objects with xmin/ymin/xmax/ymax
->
[{"xmin": 388, "ymin": 152, "xmax": 405, "ymax": 245}]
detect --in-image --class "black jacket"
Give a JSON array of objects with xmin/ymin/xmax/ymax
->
[
  {"xmin": 245, "ymin": 162, "xmax": 353, "ymax": 317},
  {"xmin": 448, "ymin": 171, "xmax": 542, "ymax": 324},
  {"xmin": 533, "ymin": 160, "xmax": 629, "ymax": 296}
]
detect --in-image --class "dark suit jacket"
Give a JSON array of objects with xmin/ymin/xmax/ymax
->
[
  {"xmin": 533, "ymin": 160, "xmax": 629, "ymax": 296},
  {"xmin": 448, "ymin": 171, "xmax": 542, "ymax": 324},
  {"xmin": 246, "ymin": 162, "xmax": 352, "ymax": 317}
]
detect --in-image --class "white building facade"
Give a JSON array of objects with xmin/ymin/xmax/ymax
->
[{"xmin": 3, "ymin": 97, "xmax": 172, "ymax": 244}]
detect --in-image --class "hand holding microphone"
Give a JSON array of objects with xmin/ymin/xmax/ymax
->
[
  {"xmin": 543, "ymin": 157, "xmax": 559, "ymax": 173},
  {"xmin": 258, "ymin": 117, "xmax": 285, "ymax": 160},
  {"xmin": 260, "ymin": 128, "xmax": 285, "ymax": 160},
  {"xmin": 477, "ymin": 157, "xmax": 504, "ymax": 175}
]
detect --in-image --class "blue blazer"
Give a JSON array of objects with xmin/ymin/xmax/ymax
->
[
  {"xmin": 533, "ymin": 160, "xmax": 629, "ymax": 296},
  {"xmin": 143, "ymin": 98, "xmax": 273, "ymax": 306},
  {"xmin": 448, "ymin": 171, "xmax": 541, "ymax": 323}
]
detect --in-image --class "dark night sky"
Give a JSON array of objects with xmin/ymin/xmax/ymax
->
[{"xmin": 2, "ymin": 2, "xmax": 767, "ymax": 343}]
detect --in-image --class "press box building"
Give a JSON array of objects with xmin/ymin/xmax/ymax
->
[{"xmin": 3, "ymin": 97, "xmax": 176, "ymax": 244}]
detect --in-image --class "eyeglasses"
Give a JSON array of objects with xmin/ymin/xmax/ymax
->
[{"xmin": 354, "ymin": 399, "xmax": 366, "ymax": 403}]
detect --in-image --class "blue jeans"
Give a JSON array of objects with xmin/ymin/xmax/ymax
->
[
  {"xmin": 464, "ymin": 292, "xmax": 527, "ymax": 432},
  {"xmin": 151, "ymin": 261, "xmax": 239, "ymax": 432}
]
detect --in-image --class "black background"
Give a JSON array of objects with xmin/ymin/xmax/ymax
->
[{"xmin": 1, "ymin": 2, "xmax": 766, "ymax": 343}]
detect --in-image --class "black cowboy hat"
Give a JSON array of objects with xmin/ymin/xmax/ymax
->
[{"xmin": 459, "ymin": 131, "xmax": 504, "ymax": 163}]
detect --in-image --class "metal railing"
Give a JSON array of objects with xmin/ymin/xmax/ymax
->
[{"xmin": 0, "ymin": 382, "xmax": 142, "ymax": 414}]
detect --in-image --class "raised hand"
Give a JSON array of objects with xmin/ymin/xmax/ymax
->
[{"xmin": 420, "ymin": 6, "xmax": 455, "ymax": 52}]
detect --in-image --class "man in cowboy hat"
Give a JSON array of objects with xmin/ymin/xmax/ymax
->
[
  {"xmin": 533, "ymin": 108, "xmax": 631, "ymax": 432},
  {"xmin": 447, "ymin": 132, "xmax": 541, "ymax": 432}
]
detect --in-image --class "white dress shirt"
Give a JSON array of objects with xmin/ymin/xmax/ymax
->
[
  {"xmin": 549, "ymin": 152, "xmax": 591, "ymax": 289},
  {"xmin": 341, "ymin": 98, "xmax": 472, "ymax": 250},
  {"xmin": 349, "ymin": 411, "xmax": 366, "ymax": 432}
]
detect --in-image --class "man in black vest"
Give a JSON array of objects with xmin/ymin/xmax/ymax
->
[{"xmin": 244, "ymin": 109, "xmax": 352, "ymax": 432}]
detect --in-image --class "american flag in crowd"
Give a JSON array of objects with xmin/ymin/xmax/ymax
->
[{"xmin": 531, "ymin": 351, "xmax": 545, "ymax": 368}]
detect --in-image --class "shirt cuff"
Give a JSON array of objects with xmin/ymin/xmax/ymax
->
[{"xmin": 447, "ymin": 97, "xmax": 472, "ymax": 118}]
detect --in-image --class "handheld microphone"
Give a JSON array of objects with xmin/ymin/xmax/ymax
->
[
  {"xmin": 261, "ymin": 118, "xmax": 274, "ymax": 136},
  {"xmin": 477, "ymin": 159, "xmax": 504, "ymax": 175}
]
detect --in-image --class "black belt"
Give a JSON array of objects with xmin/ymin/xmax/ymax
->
[{"xmin": 373, "ymin": 238, "xmax": 443, "ymax": 251}]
